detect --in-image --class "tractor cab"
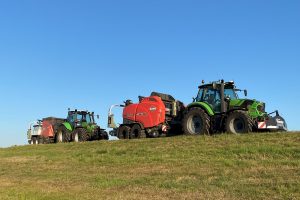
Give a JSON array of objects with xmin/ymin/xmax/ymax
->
[
  {"xmin": 67, "ymin": 110, "xmax": 96, "ymax": 128},
  {"xmin": 195, "ymin": 81, "xmax": 245, "ymax": 113}
]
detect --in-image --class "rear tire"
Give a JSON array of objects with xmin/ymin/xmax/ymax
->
[
  {"xmin": 226, "ymin": 110, "xmax": 253, "ymax": 134},
  {"xmin": 117, "ymin": 126, "xmax": 130, "ymax": 139},
  {"xmin": 130, "ymin": 124, "xmax": 145, "ymax": 139},
  {"xmin": 183, "ymin": 107, "xmax": 210, "ymax": 135}
]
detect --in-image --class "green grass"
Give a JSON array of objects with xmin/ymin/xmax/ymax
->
[{"xmin": 0, "ymin": 132, "xmax": 299, "ymax": 200}]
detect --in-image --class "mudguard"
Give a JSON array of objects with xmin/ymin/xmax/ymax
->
[
  {"xmin": 187, "ymin": 102, "xmax": 214, "ymax": 116},
  {"xmin": 62, "ymin": 122, "xmax": 73, "ymax": 131}
]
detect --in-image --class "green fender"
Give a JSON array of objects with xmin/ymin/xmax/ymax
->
[
  {"xmin": 187, "ymin": 102, "xmax": 215, "ymax": 116},
  {"xmin": 62, "ymin": 122, "xmax": 73, "ymax": 131}
]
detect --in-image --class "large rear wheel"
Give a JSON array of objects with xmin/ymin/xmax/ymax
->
[
  {"xmin": 183, "ymin": 107, "xmax": 210, "ymax": 135},
  {"xmin": 226, "ymin": 110, "xmax": 253, "ymax": 134},
  {"xmin": 117, "ymin": 126, "xmax": 130, "ymax": 139}
]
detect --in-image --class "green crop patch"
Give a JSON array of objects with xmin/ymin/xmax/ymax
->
[{"xmin": 0, "ymin": 132, "xmax": 299, "ymax": 200}]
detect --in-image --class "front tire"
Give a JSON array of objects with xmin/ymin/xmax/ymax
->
[
  {"xmin": 183, "ymin": 107, "xmax": 210, "ymax": 135},
  {"xmin": 226, "ymin": 110, "xmax": 253, "ymax": 134}
]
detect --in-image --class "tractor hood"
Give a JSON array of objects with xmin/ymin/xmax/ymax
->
[{"xmin": 230, "ymin": 99, "xmax": 267, "ymax": 119}]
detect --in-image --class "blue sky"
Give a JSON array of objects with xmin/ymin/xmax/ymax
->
[{"xmin": 0, "ymin": 0, "xmax": 299, "ymax": 147}]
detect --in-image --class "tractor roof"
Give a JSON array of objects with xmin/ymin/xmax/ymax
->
[
  {"xmin": 68, "ymin": 110, "xmax": 94, "ymax": 115},
  {"xmin": 198, "ymin": 81, "xmax": 235, "ymax": 89}
]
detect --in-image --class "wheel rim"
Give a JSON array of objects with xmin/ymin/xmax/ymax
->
[
  {"xmin": 187, "ymin": 115, "xmax": 203, "ymax": 134},
  {"xmin": 74, "ymin": 133, "xmax": 79, "ymax": 142},
  {"xmin": 57, "ymin": 131, "xmax": 63, "ymax": 142},
  {"xmin": 233, "ymin": 118, "xmax": 245, "ymax": 133},
  {"xmin": 154, "ymin": 131, "xmax": 159, "ymax": 137}
]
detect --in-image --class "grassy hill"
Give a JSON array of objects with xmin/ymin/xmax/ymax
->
[{"xmin": 0, "ymin": 132, "xmax": 299, "ymax": 200}]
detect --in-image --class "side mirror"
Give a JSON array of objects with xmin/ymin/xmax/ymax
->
[
  {"xmin": 244, "ymin": 90, "xmax": 248, "ymax": 97},
  {"xmin": 192, "ymin": 97, "xmax": 196, "ymax": 102},
  {"xmin": 97, "ymin": 115, "xmax": 100, "ymax": 119}
]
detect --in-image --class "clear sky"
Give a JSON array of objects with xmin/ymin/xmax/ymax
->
[{"xmin": 0, "ymin": 0, "xmax": 299, "ymax": 147}]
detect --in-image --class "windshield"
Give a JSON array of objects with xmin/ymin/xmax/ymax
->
[
  {"xmin": 68, "ymin": 112, "xmax": 94, "ymax": 123},
  {"xmin": 68, "ymin": 113, "xmax": 76, "ymax": 123},
  {"xmin": 196, "ymin": 88, "xmax": 204, "ymax": 102},
  {"xmin": 224, "ymin": 89, "xmax": 238, "ymax": 100}
]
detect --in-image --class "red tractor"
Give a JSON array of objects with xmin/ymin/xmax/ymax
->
[{"xmin": 108, "ymin": 92, "xmax": 185, "ymax": 139}]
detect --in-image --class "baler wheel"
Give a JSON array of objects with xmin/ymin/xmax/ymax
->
[
  {"xmin": 226, "ymin": 110, "xmax": 253, "ymax": 134},
  {"xmin": 56, "ymin": 126, "xmax": 69, "ymax": 143},
  {"xmin": 117, "ymin": 126, "xmax": 130, "ymax": 139},
  {"xmin": 130, "ymin": 124, "xmax": 145, "ymax": 139},
  {"xmin": 183, "ymin": 107, "xmax": 210, "ymax": 135}
]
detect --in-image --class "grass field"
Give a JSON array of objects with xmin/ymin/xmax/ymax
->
[{"xmin": 0, "ymin": 132, "xmax": 299, "ymax": 200}]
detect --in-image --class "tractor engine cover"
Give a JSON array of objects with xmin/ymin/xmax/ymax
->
[{"xmin": 123, "ymin": 96, "xmax": 166, "ymax": 128}]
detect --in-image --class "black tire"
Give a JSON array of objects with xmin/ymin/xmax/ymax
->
[
  {"xmin": 130, "ymin": 124, "xmax": 145, "ymax": 139},
  {"xmin": 56, "ymin": 126, "xmax": 69, "ymax": 143},
  {"xmin": 182, "ymin": 107, "xmax": 210, "ymax": 135},
  {"xmin": 74, "ymin": 128, "xmax": 90, "ymax": 142},
  {"xmin": 226, "ymin": 110, "xmax": 253, "ymax": 134},
  {"xmin": 117, "ymin": 126, "xmax": 130, "ymax": 139}
]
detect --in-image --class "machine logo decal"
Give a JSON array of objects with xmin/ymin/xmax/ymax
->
[{"xmin": 150, "ymin": 106, "xmax": 157, "ymax": 111}]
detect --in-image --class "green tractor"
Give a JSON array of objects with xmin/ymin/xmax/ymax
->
[
  {"xmin": 56, "ymin": 109, "xmax": 108, "ymax": 143},
  {"xmin": 182, "ymin": 80, "xmax": 287, "ymax": 134}
]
